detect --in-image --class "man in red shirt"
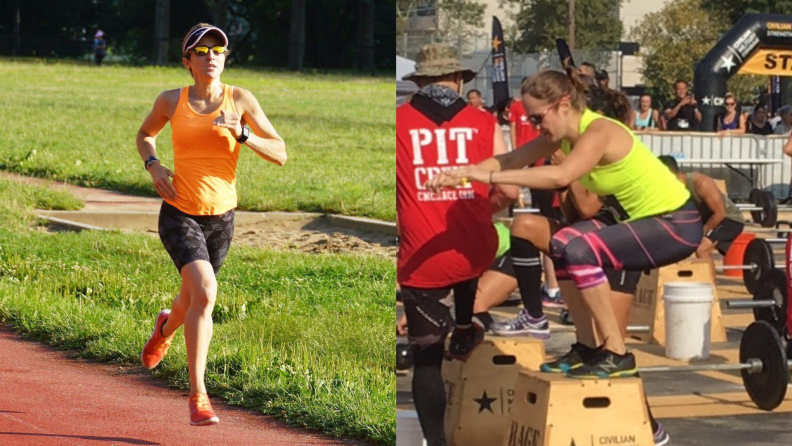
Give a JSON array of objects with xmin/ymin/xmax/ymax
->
[{"xmin": 398, "ymin": 44, "xmax": 518, "ymax": 446}]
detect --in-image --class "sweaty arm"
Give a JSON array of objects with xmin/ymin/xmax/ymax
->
[
  {"xmin": 235, "ymin": 88, "xmax": 287, "ymax": 166},
  {"xmin": 692, "ymin": 173, "xmax": 727, "ymax": 233},
  {"xmin": 489, "ymin": 120, "xmax": 615, "ymax": 189},
  {"xmin": 488, "ymin": 124, "xmax": 520, "ymax": 213},
  {"xmin": 137, "ymin": 90, "xmax": 179, "ymax": 200}
]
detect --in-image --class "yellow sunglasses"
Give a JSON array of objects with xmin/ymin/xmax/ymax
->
[{"xmin": 192, "ymin": 46, "xmax": 226, "ymax": 56}]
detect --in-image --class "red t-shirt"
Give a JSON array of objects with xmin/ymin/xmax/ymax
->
[
  {"xmin": 508, "ymin": 100, "xmax": 541, "ymax": 147},
  {"xmin": 396, "ymin": 104, "xmax": 497, "ymax": 288}
]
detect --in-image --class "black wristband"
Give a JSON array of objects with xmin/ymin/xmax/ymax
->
[
  {"xmin": 144, "ymin": 156, "xmax": 160, "ymax": 171},
  {"xmin": 236, "ymin": 126, "xmax": 250, "ymax": 144}
]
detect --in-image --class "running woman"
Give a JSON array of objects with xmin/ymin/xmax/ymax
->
[
  {"xmin": 136, "ymin": 23, "xmax": 286, "ymax": 426},
  {"xmin": 397, "ymin": 43, "xmax": 518, "ymax": 446},
  {"xmin": 428, "ymin": 67, "xmax": 703, "ymax": 380}
]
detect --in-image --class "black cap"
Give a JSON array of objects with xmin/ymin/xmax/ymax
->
[{"xmin": 596, "ymin": 70, "xmax": 609, "ymax": 80}]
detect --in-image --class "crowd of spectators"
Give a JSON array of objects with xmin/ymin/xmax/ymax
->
[{"xmin": 470, "ymin": 65, "xmax": 792, "ymax": 138}]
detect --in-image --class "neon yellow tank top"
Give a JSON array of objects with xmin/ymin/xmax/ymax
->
[{"xmin": 561, "ymin": 109, "xmax": 690, "ymax": 221}]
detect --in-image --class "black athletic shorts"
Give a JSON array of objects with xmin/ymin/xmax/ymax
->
[
  {"xmin": 158, "ymin": 201, "xmax": 235, "ymax": 275},
  {"xmin": 491, "ymin": 249, "xmax": 641, "ymax": 294},
  {"xmin": 401, "ymin": 279, "xmax": 477, "ymax": 350},
  {"xmin": 707, "ymin": 218, "xmax": 745, "ymax": 256}
]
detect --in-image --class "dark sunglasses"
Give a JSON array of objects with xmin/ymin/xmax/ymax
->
[
  {"xmin": 725, "ymin": 102, "xmax": 736, "ymax": 106},
  {"xmin": 527, "ymin": 101, "xmax": 561, "ymax": 127},
  {"xmin": 192, "ymin": 46, "xmax": 227, "ymax": 56}
]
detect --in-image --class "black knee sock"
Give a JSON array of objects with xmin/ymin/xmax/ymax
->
[
  {"xmin": 452, "ymin": 279, "xmax": 477, "ymax": 327},
  {"xmin": 413, "ymin": 344, "xmax": 447, "ymax": 446},
  {"xmin": 510, "ymin": 236, "xmax": 544, "ymax": 318},
  {"xmin": 473, "ymin": 311, "xmax": 494, "ymax": 331}
]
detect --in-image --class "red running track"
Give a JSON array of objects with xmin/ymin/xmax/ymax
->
[{"xmin": 0, "ymin": 326, "xmax": 370, "ymax": 446}]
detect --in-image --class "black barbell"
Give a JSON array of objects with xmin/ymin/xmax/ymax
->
[
  {"xmin": 639, "ymin": 321, "xmax": 790, "ymax": 411},
  {"xmin": 713, "ymin": 238, "xmax": 785, "ymax": 295},
  {"xmin": 726, "ymin": 268, "xmax": 789, "ymax": 334}
]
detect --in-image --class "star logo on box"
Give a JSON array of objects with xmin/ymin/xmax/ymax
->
[{"xmin": 474, "ymin": 390, "xmax": 497, "ymax": 413}]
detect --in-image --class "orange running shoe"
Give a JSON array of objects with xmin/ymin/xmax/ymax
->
[
  {"xmin": 141, "ymin": 309, "xmax": 174, "ymax": 369},
  {"xmin": 189, "ymin": 393, "xmax": 220, "ymax": 426}
]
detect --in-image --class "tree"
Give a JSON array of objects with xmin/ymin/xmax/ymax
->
[
  {"xmin": 287, "ymin": 0, "xmax": 306, "ymax": 70},
  {"xmin": 435, "ymin": 0, "xmax": 486, "ymax": 48},
  {"xmin": 356, "ymin": 0, "xmax": 375, "ymax": 71},
  {"xmin": 154, "ymin": 0, "xmax": 170, "ymax": 66},
  {"xmin": 702, "ymin": 0, "xmax": 792, "ymax": 25},
  {"xmin": 509, "ymin": 0, "xmax": 623, "ymax": 53},
  {"xmin": 631, "ymin": 0, "xmax": 765, "ymax": 104}
]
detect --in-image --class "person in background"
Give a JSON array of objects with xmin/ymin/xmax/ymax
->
[
  {"xmin": 94, "ymin": 30, "xmax": 107, "ymax": 66},
  {"xmin": 774, "ymin": 105, "xmax": 792, "ymax": 135},
  {"xmin": 466, "ymin": 89, "xmax": 492, "ymax": 114},
  {"xmin": 658, "ymin": 156, "xmax": 745, "ymax": 260},
  {"xmin": 633, "ymin": 94, "xmax": 660, "ymax": 131},
  {"xmin": 664, "ymin": 80, "xmax": 701, "ymax": 131},
  {"xmin": 717, "ymin": 93, "xmax": 746, "ymax": 136},
  {"xmin": 595, "ymin": 70, "xmax": 610, "ymax": 90},
  {"xmin": 579, "ymin": 62, "xmax": 596, "ymax": 79},
  {"xmin": 747, "ymin": 104, "xmax": 774, "ymax": 135},
  {"xmin": 506, "ymin": 77, "xmax": 565, "ymax": 318}
]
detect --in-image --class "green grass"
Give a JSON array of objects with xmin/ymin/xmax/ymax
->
[
  {"xmin": 0, "ymin": 178, "xmax": 83, "ymax": 211},
  {"xmin": 0, "ymin": 58, "xmax": 395, "ymax": 221},
  {"xmin": 0, "ymin": 180, "xmax": 395, "ymax": 444}
]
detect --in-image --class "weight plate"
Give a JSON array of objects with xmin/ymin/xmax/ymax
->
[
  {"xmin": 758, "ymin": 191, "xmax": 779, "ymax": 228},
  {"xmin": 749, "ymin": 188, "xmax": 761, "ymax": 202},
  {"xmin": 744, "ymin": 239, "xmax": 775, "ymax": 295},
  {"xmin": 740, "ymin": 321, "xmax": 789, "ymax": 411},
  {"xmin": 397, "ymin": 342, "xmax": 414, "ymax": 371},
  {"xmin": 750, "ymin": 188, "xmax": 763, "ymax": 224},
  {"xmin": 753, "ymin": 269, "xmax": 789, "ymax": 334}
]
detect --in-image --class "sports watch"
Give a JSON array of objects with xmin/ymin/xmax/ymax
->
[
  {"xmin": 144, "ymin": 156, "xmax": 160, "ymax": 171},
  {"xmin": 236, "ymin": 126, "xmax": 250, "ymax": 144}
]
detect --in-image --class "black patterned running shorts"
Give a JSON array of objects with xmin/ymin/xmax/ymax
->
[{"xmin": 158, "ymin": 201, "xmax": 235, "ymax": 275}]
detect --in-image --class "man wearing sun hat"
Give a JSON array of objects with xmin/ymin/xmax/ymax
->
[
  {"xmin": 93, "ymin": 30, "xmax": 107, "ymax": 66},
  {"xmin": 397, "ymin": 43, "xmax": 518, "ymax": 446}
]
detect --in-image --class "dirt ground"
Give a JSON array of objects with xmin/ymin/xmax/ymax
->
[{"xmin": 230, "ymin": 216, "xmax": 397, "ymax": 258}]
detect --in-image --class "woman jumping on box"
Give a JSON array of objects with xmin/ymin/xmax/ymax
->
[
  {"xmin": 136, "ymin": 23, "xmax": 286, "ymax": 426},
  {"xmin": 427, "ymin": 67, "xmax": 703, "ymax": 380}
]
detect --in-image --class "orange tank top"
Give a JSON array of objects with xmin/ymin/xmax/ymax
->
[{"xmin": 166, "ymin": 84, "xmax": 241, "ymax": 215}]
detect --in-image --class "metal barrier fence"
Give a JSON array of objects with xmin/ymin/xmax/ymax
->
[
  {"xmin": 636, "ymin": 132, "xmax": 791, "ymax": 201},
  {"xmin": 502, "ymin": 127, "xmax": 792, "ymax": 201}
]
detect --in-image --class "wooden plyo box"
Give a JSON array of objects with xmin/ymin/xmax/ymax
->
[
  {"xmin": 627, "ymin": 259, "xmax": 726, "ymax": 345},
  {"xmin": 502, "ymin": 371, "xmax": 653, "ymax": 446},
  {"xmin": 443, "ymin": 336, "xmax": 545, "ymax": 446}
]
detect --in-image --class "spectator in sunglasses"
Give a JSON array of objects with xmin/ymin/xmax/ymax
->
[{"xmin": 716, "ymin": 93, "xmax": 746, "ymax": 136}]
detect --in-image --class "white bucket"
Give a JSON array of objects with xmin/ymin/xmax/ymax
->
[
  {"xmin": 663, "ymin": 282, "xmax": 714, "ymax": 360},
  {"xmin": 396, "ymin": 410, "xmax": 427, "ymax": 446}
]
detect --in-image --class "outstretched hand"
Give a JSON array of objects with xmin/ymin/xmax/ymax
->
[{"xmin": 424, "ymin": 165, "xmax": 490, "ymax": 193}]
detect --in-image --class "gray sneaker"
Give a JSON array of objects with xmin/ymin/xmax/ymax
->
[
  {"xmin": 490, "ymin": 309, "xmax": 550, "ymax": 339},
  {"xmin": 653, "ymin": 422, "xmax": 670, "ymax": 446}
]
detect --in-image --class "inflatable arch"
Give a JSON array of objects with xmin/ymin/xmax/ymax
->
[{"xmin": 695, "ymin": 14, "xmax": 792, "ymax": 131}]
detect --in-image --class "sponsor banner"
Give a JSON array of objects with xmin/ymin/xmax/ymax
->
[{"xmin": 738, "ymin": 49, "xmax": 792, "ymax": 75}]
